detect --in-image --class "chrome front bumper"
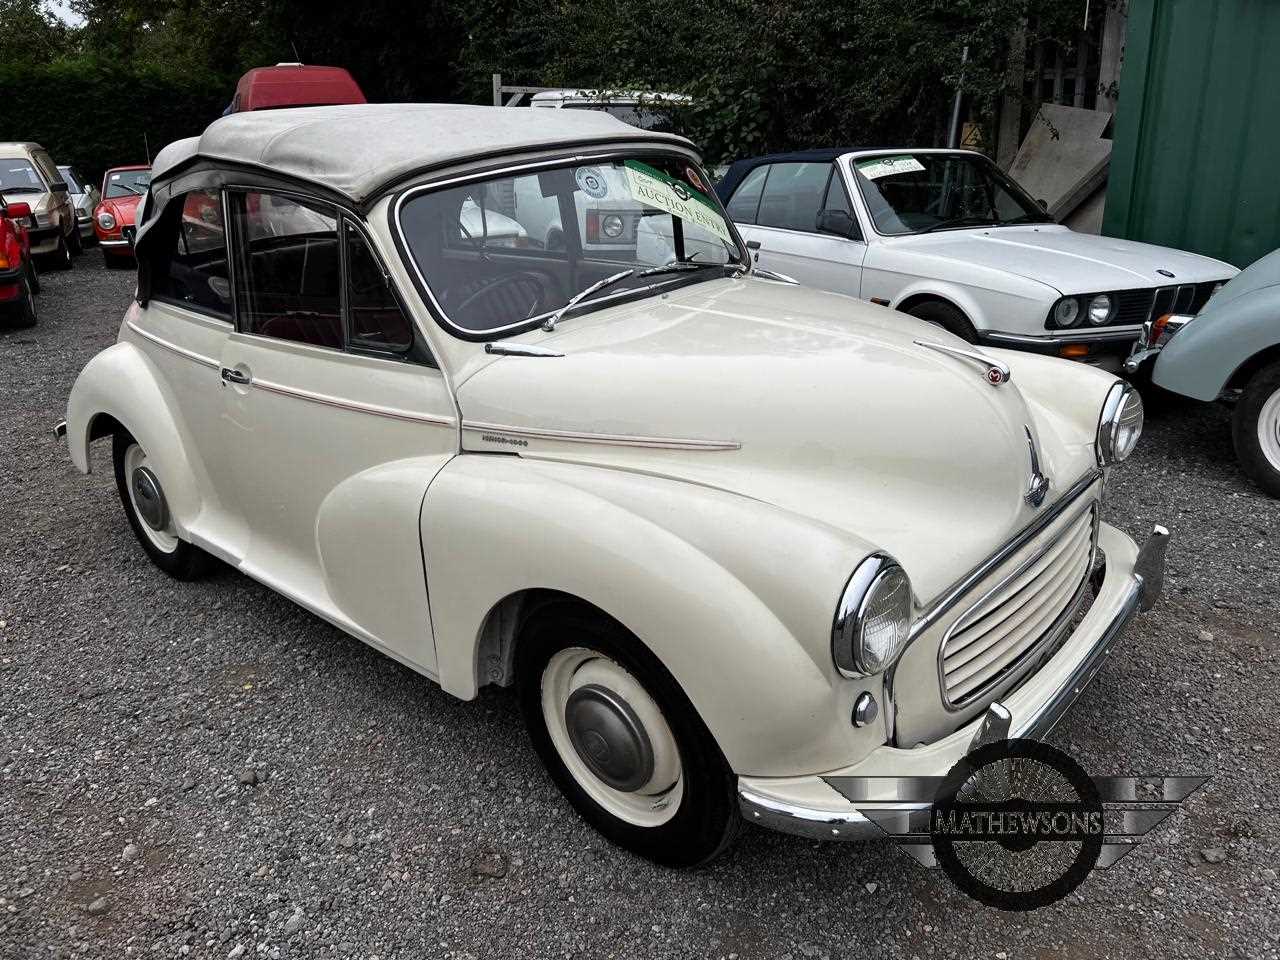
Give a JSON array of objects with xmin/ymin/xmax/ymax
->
[{"xmin": 738, "ymin": 522, "xmax": 1168, "ymax": 842}]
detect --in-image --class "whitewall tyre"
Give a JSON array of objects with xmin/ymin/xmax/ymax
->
[
  {"xmin": 112, "ymin": 431, "xmax": 212, "ymax": 579},
  {"xmin": 1232, "ymin": 361, "xmax": 1280, "ymax": 499},
  {"xmin": 517, "ymin": 604, "xmax": 740, "ymax": 867}
]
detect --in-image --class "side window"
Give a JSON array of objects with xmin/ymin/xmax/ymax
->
[
  {"xmin": 725, "ymin": 165, "xmax": 768, "ymax": 224},
  {"xmin": 152, "ymin": 190, "xmax": 232, "ymax": 319},
  {"xmin": 231, "ymin": 191, "xmax": 342, "ymax": 349},
  {"xmin": 757, "ymin": 162, "xmax": 832, "ymax": 232},
  {"xmin": 345, "ymin": 220, "xmax": 413, "ymax": 352},
  {"xmin": 819, "ymin": 173, "xmax": 862, "ymax": 240}
]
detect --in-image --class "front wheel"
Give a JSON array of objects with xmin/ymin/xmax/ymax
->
[
  {"xmin": 26, "ymin": 257, "xmax": 39, "ymax": 294},
  {"xmin": 68, "ymin": 224, "xmax": 83, "ymax": 255},
  {"xmin": 904, "ymin": 300, "xmax": 979, "ymax": 342},
  {"xmin": 112, "ymin": 432, "xmax": 213, "ymax": 579},
  {"xmin": 5, "ymin": 276, "xmax": 37, "ymax": 327},
  {"xmin": 516, "ymin": 605, "xmax": 740, "ymax": 867},
  {"xmin": 1232, "ymin": 361, "xmax": 1280, "ymax": 498},
  {"xmin": 50, "ymin": 233, "xmax": 73, "ymax": 270}
]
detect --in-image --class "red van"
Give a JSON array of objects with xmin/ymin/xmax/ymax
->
[{"xmin": 230, "ymin": 63, "xmax": 366, "ymax": 112}]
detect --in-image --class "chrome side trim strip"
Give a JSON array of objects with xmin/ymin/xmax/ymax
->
[
  {"xmin": 908, "ymin": 469, "xmax": 1102, "ymax": 640},
  {"xmin": 126, "ymin": 320, "xmax": 219, "ymax": 369},
  {"xmin": 249, "ymin": 378, "xmax": 455, "ymax": 426},
  {"xmin": 462, "ymin": 420, "xmax": 740, "ymax": 451}
]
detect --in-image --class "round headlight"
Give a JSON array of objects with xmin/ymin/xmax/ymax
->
[
  {"xmin": 1052, "ymin": 297, "xmax": 1082, "ymax": 327},
  {"xmin": 833, "ymin": 556, "xmax": 913, "ymax": 677},
  {"xmin": 601, "ymin": 214, "xmax": 625, "ymax": 239},
  {"xmin": 97, "ymin": 211, "xmax": 116, "ymax": 230},
  {"xmin": 1087, "ymin": 294, "xmax": 1113, "ymax": 325},
  {"xmin": 1097, "ymin": 382, "xmax": 1145, "ymax": 465}
]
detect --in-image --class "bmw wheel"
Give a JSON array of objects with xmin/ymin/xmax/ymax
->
[
  {"xmin": 112, "ymin": 431, "xmax": 212, "ymax": 579},
  {"xmin": 50, "ymin": 232, "xmax": 73, "ymax": 270},
  {"xmin": 516, "ymin": 604, "xmax": 740, "ymax": 866}
]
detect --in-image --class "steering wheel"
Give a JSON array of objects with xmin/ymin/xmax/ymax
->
[{"xmin": 453, "ymin": 271, "xmax": 552, "ymax": 327}]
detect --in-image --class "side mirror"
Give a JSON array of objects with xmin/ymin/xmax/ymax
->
[
  {"xmin": 816, "ymin": 209, "xmax": 859, "ymax": 239},
  {"xmin": 5, "ymin": 201, "xmax": 32, "ymax": 219},
  {"xmin": 50, "ymin": 180, "xmax": 69, "ymax": 194}
]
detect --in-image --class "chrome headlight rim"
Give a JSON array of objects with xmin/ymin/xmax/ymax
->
[
  {"xmin": 832, "ymin": 555, "xmax": 914, "ymax": 678},
  {"xmin": 1096, "ymin": 381, "xmax": 1145, "ymax": 465},
  {"xmin": 96, "ymin": 210, "xmax": 116, "ymax": 230}
]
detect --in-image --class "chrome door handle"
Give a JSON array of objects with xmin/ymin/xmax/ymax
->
[{"xmin": 220, "ymin": 367, "xmax": 251, "ymax": 385}]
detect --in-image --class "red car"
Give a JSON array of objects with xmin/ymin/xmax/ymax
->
[
  {"xmin": 93, "ymin": 165, "xmax": 151, "ymax": 266},
  {"xmin": 0, "ymin": 193, "xmax": 39, "ymax": 326},
  {"xmin": 230, "ymin": 63, "xmax": 366, "ymax": 112}
]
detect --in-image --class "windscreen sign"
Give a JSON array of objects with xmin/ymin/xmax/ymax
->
[{"xmin": 623, "ymin": 160, "xmax": 734, "ymax": 245}]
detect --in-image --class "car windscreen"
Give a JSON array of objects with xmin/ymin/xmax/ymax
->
[
  {"xmin": 105, "ymin": 169, "xmax": 152, "ymax": 199},
  {"xmin": 0, "ymin": 160, "xmax": 45, "ymax": 194},
  {"xmin": 851, "ymin": 153, "xmax": 1052, "ymax": 235},
  {"xmin": 398, "ymin": 155, "xmax": 743, "ymax": 338}
]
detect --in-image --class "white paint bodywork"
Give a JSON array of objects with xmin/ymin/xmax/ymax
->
[
  {"xmin": 734, "ymin": 149, "xmax": 1238, "ymax": 342},
  {"xmin": 64, "ymin": 143, "xmax": 1149, "ymax": 792}
]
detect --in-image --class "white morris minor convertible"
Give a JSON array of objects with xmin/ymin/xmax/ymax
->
[
  {"xmin": 716, "ymin": 148, "xmax": 1237, "ymax": 371},
  {"xmin": 59, "ymin": 105, "xmax": 1169, "ymax": 866}
]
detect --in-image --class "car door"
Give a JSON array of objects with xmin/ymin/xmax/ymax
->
[
  {"xmin": 727, "ymin": 161, "xmax": 865, "ymax": 295},
  {"xmin": 213, "ymin": 188, "xmax": 457, "ymax": 673}
]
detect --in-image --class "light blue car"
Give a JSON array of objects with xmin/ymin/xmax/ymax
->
[{"xmin": 1127, "ymin": 247, "xmax": 1280, "ymax": 496}]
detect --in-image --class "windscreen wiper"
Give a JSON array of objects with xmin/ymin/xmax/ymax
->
[
  {"xmin": 923, "ymin": 215, "xmax": 1000, "ymax": 233},
  {"xmin": 543, "ymin": 269, "xmax": 635, "ymax": 331}
]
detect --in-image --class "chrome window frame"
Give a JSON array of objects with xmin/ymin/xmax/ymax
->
[{"xmin": 391, "ymin": 149, "xmax": 750, "ymax": 342}]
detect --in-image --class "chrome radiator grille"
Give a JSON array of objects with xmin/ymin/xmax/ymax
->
[{"xmin": 940, "ymin": 502, "xmax": 1097, "ymax": 706}]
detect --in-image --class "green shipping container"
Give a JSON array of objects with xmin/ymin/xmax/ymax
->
[{"xmin": 1104, "ymin": 0, "xmax": 1280, "ymax": 269}]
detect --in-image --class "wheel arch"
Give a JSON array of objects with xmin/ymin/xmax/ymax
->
[
  {"xmin": 1225, "ymin": 342, "xmax": 1280, "ymax": 393},
  {"xmin": 423, "ymin": 455, "xmax": 888, "ymax": 778}
]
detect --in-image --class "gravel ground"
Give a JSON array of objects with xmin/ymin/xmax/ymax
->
[{"xmin": 2, "ymin": 248, "xmax": 1278, "ymax": 960}]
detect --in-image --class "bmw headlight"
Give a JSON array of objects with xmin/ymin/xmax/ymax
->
[
  {"xmin": 1052, "ymin": 297, "xmax": 1082, "ymax": 328},
  {"xmin": 1097, "ymin": 382, "xmax": 1144, "ymax": 465},
  {"xmin": 97, "ymin": 211, "xmax": 116, "ymax": 230},
  {"xmin": 1087, "ymin": 294, "xmax": 1114, "ymax": 325},
  {"xmin": 601, "ymin": 214, "xmax": 625, "ymax": 239},
  {"xmin": 832, "ymin": 556, "xmax": 913, "ymax": 677}
]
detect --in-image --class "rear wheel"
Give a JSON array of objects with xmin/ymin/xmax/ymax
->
[
  {"xmin": 1232, "ymin": 360, "xmax": 1280, "ymax": 498},
  {"xmin": 112, "ymin": 431, "xmax": 213, "ymax": 579},
  {"xmin": 904, "ymin": 300, "xmax": 979, "ymax": 342},
  {"xmin": 516, "ymin": 604, "xmax": 740, "ymax": 867}
]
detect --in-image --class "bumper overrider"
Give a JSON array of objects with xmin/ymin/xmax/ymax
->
[{"xmin": 738, "ymin": 521, "xmax": 1169, "ymax": 841}]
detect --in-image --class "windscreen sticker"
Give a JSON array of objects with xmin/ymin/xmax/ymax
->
[
  {"xmin": 623, "ymin": 160, "xmax": 733, "ymax": 244},
  {"xmin": 855, "ymin": 155, "xmax": 926, "ymax": 180},
  {"xmin": 575, "ymin": 166, "xmax": 609, "ymax": 199}
]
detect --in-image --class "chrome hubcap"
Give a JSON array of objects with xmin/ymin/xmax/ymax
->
[
  {"xmin": 130, "ymin": 466, "xmax": 168, "ymax": 531},
  {"xmin": 565, "ymin": 684, "xmax": 654, "ymax": 792}
]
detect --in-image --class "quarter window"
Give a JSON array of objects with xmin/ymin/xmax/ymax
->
[
  {"xmin": 756, "ymin": 162, "xmax": 833, "ymax": 232},
  {"xmin": 231, "ymin": 191, "xmax": 343, "ymax": 349},
  {"xmin": 345, "ymin": 221, "xmax": 413, "ymax": 352},
  {"xmin": 152, "ymin": 190, "xmax": 232, "ymax": 319}
]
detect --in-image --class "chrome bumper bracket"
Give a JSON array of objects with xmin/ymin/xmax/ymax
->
[
  {"xmin": 1133, "ymin": 525, "xmax": 1170, "ymax": 612},
  {"xmin": 54, "ymin": 419, "xmax": 67, "ymax": 441}
]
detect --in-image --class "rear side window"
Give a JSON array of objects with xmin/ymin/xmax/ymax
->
[
  {"xmin": 725, "ymin": 165, "xmax": 767, "ymax": 224},
  {"xmin": 152, "ymin": 190, "xmax": 232, "ymax": 319},
  {"xmin": 231, "ymin": 191, "xmax": 343, "ymax": 349},
  {"xmin": 757, "ymin": 162, "xmax": 833, "ymax": 232}
]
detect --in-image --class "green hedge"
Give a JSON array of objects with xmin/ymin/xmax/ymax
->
[{"xmin": 0, "ymin": 58, "xmax": 231, "ymax": 188}]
